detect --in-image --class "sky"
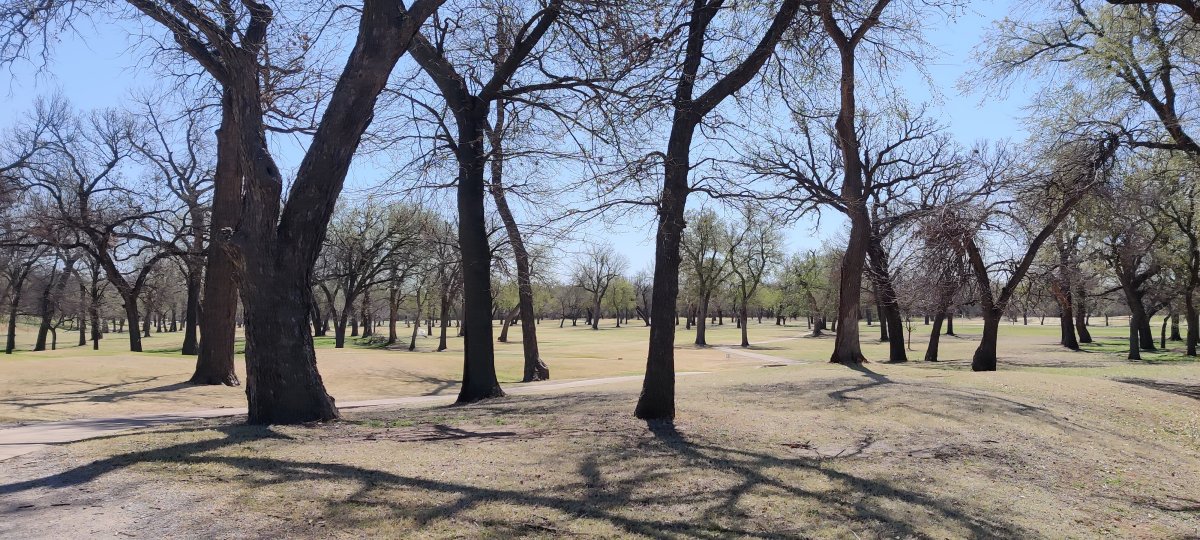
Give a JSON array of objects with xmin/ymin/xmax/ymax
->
[{"xmin": 0, "ymin": 1, "xmax": 1031, "ymax": 275}]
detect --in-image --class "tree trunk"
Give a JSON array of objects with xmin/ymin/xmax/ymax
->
[
  {"xmin": 925, "ymin": 312, "xmax": 945, "ymax": 362},
  {"xmin": 123, "ymin": 296, "xmax": 143, "ymax": 352},
  {"xmin": 831, "ymin": 208, "xmax": 869, "ymax": 364},
  {"xmin": 1160, "ymin": 314, "xmax": 1168, "ymax": 350},
  {"xmin": 883, "ymin": 305, "xmax": 907, "ymax": 362},
  {"xmin": 240, "ymin": 273, "xmax": 338, "ymax": 425},
  {"xmin": 971, "ymin": 310, "xmax": 1002, "ymax": 371},
  {"xmin": 455, "ymin": 118, "xmax": 503, "ymax": 404},
  {"xmin": 739, "ymin": 301, "xmax": 750, "ymax": 348},
  {"xmin": 1187, "ymin": 293, "xmax": 1198, "ymax": 356},
  {"xmin": 1073, "ymin": 284, "xmax": 1092, "ymax": 343},
  {"xmin": 695, "ymin": 294, "xmax": 710, "ymax": 346},
  {"xmin": 181, "ymin": 268, "xmax": 201, "ymax": 355},
  {"xmin": 437, "ymin": 293, "xmax": 452, "ymax": 352},
  {"xmin": 191, "ymin": 90, "xmax": 240, "ymax": 386},
  {"xmin": 409, "ymin": 299, "xmax": 422, "ymax": 351},
  {"xmin": 1170, "ymin": 312, "xmax": 1181, "ymax": 341},
  {"xmin": 945, "ymin": 313, "xmax": 954, "ymax": 336},
  {"xmin": 1128, "ymin": 313, "xmax": 1142, "ymax": 361},
  {"xmin": 497, "ymin": 305, "xmax": 520, "ymax": 342},
  {"xmin": 4, "ymin": 288, "xmax": 19, "ymax": 354}
]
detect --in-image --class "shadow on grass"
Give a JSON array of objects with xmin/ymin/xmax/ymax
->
[
  {"xmin": 0, "ymin": 414, "xmax": 1033, "ymax": 539},
  {"xmin": 0, "ymin": 375, "xmax": 205, "ymax": 413},
  {"xmin": 1114, "ymin": 378, "xmax": 1200, "ymax": 400}
]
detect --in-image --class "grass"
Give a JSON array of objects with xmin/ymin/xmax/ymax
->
[
  {"xmin": 2, "ymin": 315, "xmax": 1200, "ymax": 537},
  {"xmin": 2, "ymin": 316, "xmax": 1198, "ymax": 426},
  {"xmin": 3, "ymin": 360, "xmax": 1198, "ymax": 538}
]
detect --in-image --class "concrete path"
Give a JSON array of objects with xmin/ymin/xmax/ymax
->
[
  {"xmin": 0, "ymin": 373, "xmax": 706, "ymax": 462},
  {"xmin": 717, "ymin": 346, "xmax": 809, "ymax": 365}
]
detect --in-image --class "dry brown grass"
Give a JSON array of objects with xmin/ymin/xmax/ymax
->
[
  {"xmin": 3, "ymin": 317, "xmax": 1200, "ymax": 538},
  {"xmin": 2, "ymin": 360, "xmax": 1198, "ymax": 538}
]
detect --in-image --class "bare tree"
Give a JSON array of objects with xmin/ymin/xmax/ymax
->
[
  {"xmin": 573, "ymin": 244, "xmax": 628, "ymax": 331},
  {"xmin": 635, "ymin": 0, "xmax": 803, "ymax": 421},
  {"xmin": 726, "ymin": 205, "xmax": 783, "ymax": 348},
  {"xmin": 960, "ymin": 138, "xmax": 1118, "ymax": 371}
]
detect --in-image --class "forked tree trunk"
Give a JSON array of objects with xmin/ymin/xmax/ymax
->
[{"xmin": 636, "ymin": 0, "xmax": 803, "ymax": 420}]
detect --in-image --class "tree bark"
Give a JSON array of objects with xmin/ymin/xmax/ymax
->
[
  {"xmin": 971, "ymin": 310, "xmax": 1002, "ymax": 371},
  {"xmin": 181, "ymin": 266, "xmax": 201, "ymax": 355},
  {"xmin": 190, "ymin": 90, "xmax": 240, "ymax": 386},
  {"xmin": 925, "ymin": 312, "xmax": 945, "ymax": 362},
  {"xmin": 636, "ymin": 0, "xmax": 802, "ymax": 420}
]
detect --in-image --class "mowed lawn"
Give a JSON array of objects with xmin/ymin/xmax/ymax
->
[
  {"xmin": 0, "ymin": 319, "xmax": 803, "ymax": 424},
  {"xmin": 0, "ymin": 341, "xmax": 1197, "ymax": 538}
]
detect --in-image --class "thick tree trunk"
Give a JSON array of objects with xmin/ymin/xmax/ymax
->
[
  {"xmin": 636, "ymin": 129, "xmax": 691, "ymax": 421},
  {"xmin": 945, "ymin": 313, "xmax": 954, "ymax": 336},
  {"xmin": 1171, "ymin": 313, "xmax": 1182, "ymax": 341},
  {"xmin": 971, "ymin": 310, "xmax": 1002, "ymax": 371},
  {"xmin": 925, "ymin": 312, "xmax": 945, "ymax": 362},
  {"xmin": 455, "ymin": 118, "xmax": 503, "ymax": 404},
  {"xmin": 1128, "ymin": 313, "xmax": 1142, "ymax": 361},
  {"xmin": 4, "ymin": 292, "xmax": 19, "ymax": 354},
  {"xmin": 1187, "ymin": 294, "xmax": 1198, "ymax": 356},
  {"xmin": 240, "ymin": 273, "xmax": 338, "ymax": 424},
  {"xmin": 883, "ymin": 305, "xmax": 906, "ymax": 362},
  {"xmin": 740, "ymin": 301, "xmax": 750, "ymax": 348},
  {"xmin": 191, "ymin": 91, "xmax": 240, "ymax": 387},
  {"xmin": 122, "ymin": 296, "xmax": 143, "ymax": 352},
  {"xmin": 438, "ymin": 295, "xmax": 452, "ymax": 352},
  {"xmin": 876, "ymin": 303, "xmax": 887, "ymax": 341},
  {"xmin": 1161, "ymin": 315, "xmax": 1169, "ymax": 350},
  {"xmin": 695, "ymin": 294, "xmax": 710, "ymax": 346},
  {"xmin": 1059, "ymin": 306, "xmax": 1079, "ymax": 350},
  {"xmin": 830, "ymin": 209, "xmax": 869, "ymax": 365}
]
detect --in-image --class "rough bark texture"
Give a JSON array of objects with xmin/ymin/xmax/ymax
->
[{"xmin": 190, "ymin": 90, "xmax": 240, "ymax": 386}]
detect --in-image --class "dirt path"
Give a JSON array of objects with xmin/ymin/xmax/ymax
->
[{"xmin": 0, "ymin": 373, "xmax": 707, "ymax": 462}]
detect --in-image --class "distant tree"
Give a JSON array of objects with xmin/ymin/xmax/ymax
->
[
  {"xmin": 726, "ymin": 205, "xmax": 782, "ymax": 347},
  {"xmin": 574, "ymin": 244, "xmax": 628, "ymax": 331},
  {"xmin": 681, "ymin": 209, "xmax": 730, "ymax": 346}
]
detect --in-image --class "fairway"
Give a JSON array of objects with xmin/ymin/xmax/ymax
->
[{"xmin": 2, "ymin": 319, "xmax": 1200, "ymax": 538}]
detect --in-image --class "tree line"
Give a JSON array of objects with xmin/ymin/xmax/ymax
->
[{"xmin": 0, "ymin": 0, "xmax": 1196, "ymax": 423}]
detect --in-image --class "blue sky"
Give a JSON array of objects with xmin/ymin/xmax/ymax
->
[{"xmin": 0, "ymin": 1, "xmax": 1031, "ymax": 274}]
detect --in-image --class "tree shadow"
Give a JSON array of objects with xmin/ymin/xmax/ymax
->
[
  {"xmin": 1114, "ymin": 378, "xmax": 1200, "ymax": 400},
  {"xmin": 0, "ymin": 376, "xmax": 202, "ymax": 413}
]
